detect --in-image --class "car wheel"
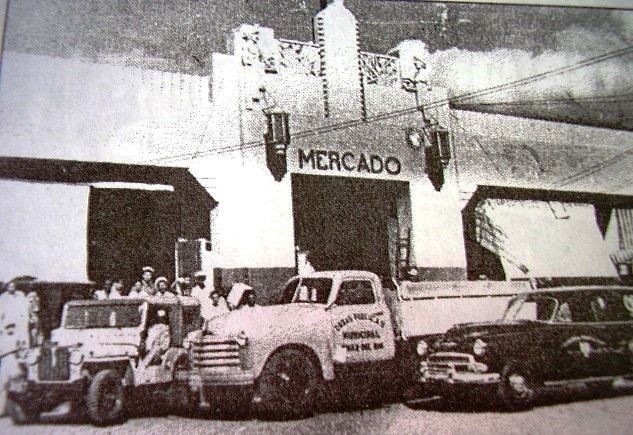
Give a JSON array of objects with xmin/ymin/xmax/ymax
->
[
  {"xmin": 86, "ymin": 369, "xmax": 126, "ymax": 425},
  {"xmin": 498, "ymin": 363, "xmax": 537, "ymax": 411},
  {"xmin": 6, "ymin": 398, "xmax": 39, "ymax": 425},
  {"xmin": 254, "ymin": 349, "xmax": 320, "ymax": 419}
]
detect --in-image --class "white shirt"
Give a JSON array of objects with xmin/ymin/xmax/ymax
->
[{"xmin": 202, "ymin": 298, "xmax": 230, "ymax": 320}]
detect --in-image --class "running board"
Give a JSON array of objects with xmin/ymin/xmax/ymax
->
[{"xmin": 544, "ymin": 375, "xmax": 627, "ymax": 387}]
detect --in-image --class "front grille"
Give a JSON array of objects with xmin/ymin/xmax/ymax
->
[
  {"xmin": 192, "ymin": 338, "xmax": 241, "ymax": 368},
  {"xmin": 427, "ymin": 352, "xmax": 476, "ymax": 373},
  {"xmin": 38, "ymin": 347, "xmax": 70, "ymax": 381}
]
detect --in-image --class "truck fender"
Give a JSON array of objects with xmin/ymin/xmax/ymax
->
[
  {"xmin": 256, "ymin": 344, "xmax": 335, "ymax": 382},
  {"xmin": 162, "ymin": 348, "xmax": 190, "ymax": 373}
]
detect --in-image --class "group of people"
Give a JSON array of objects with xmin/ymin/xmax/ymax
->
[
  {"xmin": 0, "ymin": 278, "xmax": 41, "ymax": 417},
  {"xmin": 93, "ymin": 266, "xmax": 257, "ymax": 321}
]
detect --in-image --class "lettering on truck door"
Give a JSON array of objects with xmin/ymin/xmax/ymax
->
[{"xmin": 329, "ymin": 278, "xmax": 395, "ymax": 364}]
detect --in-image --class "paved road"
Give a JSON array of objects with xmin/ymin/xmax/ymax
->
[{"xmin": 2, "ymin": 390, "xmax": 633, "ymax": 435}]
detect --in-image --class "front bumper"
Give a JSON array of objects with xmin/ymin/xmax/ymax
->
[
  {"xmin": 419, "ymin": 352, "xmax": 500, "ymax": 385},
  {"xmin": 189, "ymin": 368, "xmax": 256, "ymax": 388},
  {"xmin": 8, "ymin": 377, "xmax": 87, "ymax": 409}
]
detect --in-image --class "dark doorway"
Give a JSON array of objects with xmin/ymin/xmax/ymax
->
[
  {"xmin": 292, "ymin": 174, "xmax": 408, "ymax": 278},
  {"xmin": 87, "ymin": 188, "xmax": 178, "ymax": 290}
]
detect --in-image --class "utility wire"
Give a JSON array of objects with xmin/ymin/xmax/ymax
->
[{"xmin": 148, "ymin": 44, "xmax": 633, "ymax": 164}]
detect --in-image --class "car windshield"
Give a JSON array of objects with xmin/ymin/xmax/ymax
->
[
  {"xmin": 279, "ymin": 277, "xmax": 333, "ymax": 304},
  {"xmin": 502, "ymin": 295, "xmax": 558, "ymax": 322},
  {"xmin": 64, "ymin": 303, "xmax": 144, "ymax": 328}
]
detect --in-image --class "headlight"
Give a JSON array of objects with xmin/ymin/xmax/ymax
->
[
  {"xmin": 416, "ymin": 339, "xmax": 429, "ymax": 356},
  {"xmin": 25, "ymin": 349, "xmax": 40, "ymax": 365},
  {"xmin": 69, "ymin": 350, "xmax": 84, "ymax": 365},
  {"xmin": 235, "ymin": 331, "xmax": 248, "ymax": 347},
  {"xmin": 473, "ymin": 338, "xmax": 487, "ymax": 356}
]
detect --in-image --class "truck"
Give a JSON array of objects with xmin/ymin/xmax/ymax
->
[
  {"xmin": 7, "ymin": 295, "xmax": 202, "ymax": 426},
  {"xmin": 188, "ymin": 270, "xmax": 529, "ymax": 418}
]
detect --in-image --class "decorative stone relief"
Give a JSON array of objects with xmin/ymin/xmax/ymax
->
[
  {"xmin": 359, "ymin": 52, "xmax": 400, "ymax": 86},
  {"xmin": 277, "ymin": 39, "xmax": 321, "ymax": 77}
]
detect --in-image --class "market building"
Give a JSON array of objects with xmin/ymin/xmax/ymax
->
[{"xmin": 1, "ymin": 0, "xmax": 633, "ymax": 302}]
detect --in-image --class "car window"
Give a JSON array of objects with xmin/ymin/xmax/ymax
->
[
  {"xmin": 505, "ymin": 295, "xmax": 557, "ymax": 321},
  {"xmin": 590, "ymin": 292, "xmax": 633, "ymax": 322},
  {"xmin": 336, "ymin": 280, "xmax": 375, "ymax": 305}
]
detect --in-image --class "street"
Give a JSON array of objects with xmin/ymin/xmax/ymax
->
[{"xmin": 2, "ymin": 389, "xmax": 633, "ymax": 435}]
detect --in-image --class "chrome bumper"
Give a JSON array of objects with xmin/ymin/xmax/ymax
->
[
  {"xmin": 189, "ymin": 367, "xmax": 255, "ymax": 388},
  {"xmin": 420, "ymin": 352, "xmax": 500, "ymax": 385}
]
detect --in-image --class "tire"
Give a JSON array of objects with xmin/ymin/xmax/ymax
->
[
  {"xmin": 497, "ymin": 363, "xmax": 537, "ymax": 411},
  {"xmin": 169, "ymin": 358, "xmax": 198, "ymax": 416},
  {"xmin": 254, "ymin": 349, "xmax": 321, "ymax": 419},
  {"xmin": 86, "ymin": 369, "xmax": 126, "ymax": 425},
  {"xmin": 6, "ymin": 398, "xmax": 39, "ymax": 425}
]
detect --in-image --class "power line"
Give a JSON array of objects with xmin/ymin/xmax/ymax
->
[{"xmin": 147, "ymin": 44, "xmax": 633, "ymax": 164}]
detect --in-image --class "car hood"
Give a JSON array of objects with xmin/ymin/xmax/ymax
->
[
  {"xmin": 205, "ymin": 304, "xmax": 328, "ymax": 339},
  {"xmin": 442, "ymin": 320, "xmax": 536, "ymax": 342}
]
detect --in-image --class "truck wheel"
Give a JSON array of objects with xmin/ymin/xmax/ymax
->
[
  {"xmin": 254, "ymin": 349, "xmax": 320, "ymax": 419},
  {"xmin": 169, "ymin": 358, "xmax": 198, "ymax": 416},
  {"xmin": 86, "ymin": 370, "xmax": 126, "ymax": 425},
  {"xmin": 6, "ymin": 398, "xmax": 39, "ymax": 425},
  {"xmin": 498, "ymin": 363, "xmax": 537, "ymax": 411}
]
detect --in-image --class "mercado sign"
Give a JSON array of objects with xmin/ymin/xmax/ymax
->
[{"xmin": 297, "ymin": 148, "xmax": 401, "ymax": 176}]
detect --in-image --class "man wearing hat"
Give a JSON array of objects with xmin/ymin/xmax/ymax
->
[
  {"xmin": 190, "ymin": 272, "xmax": 209, "ymax": 303},
  {"xmin": 154, "ymin": 276, "xmax": 177, "ymax": 302},
  {"xmin": 129, "ymin": 266, "xmax": 156, "ymax": 296}
]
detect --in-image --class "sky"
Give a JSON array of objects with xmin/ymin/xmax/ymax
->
[{"xmin": 4, "ymin": 0, "xmax": 633, "ymax": 129}]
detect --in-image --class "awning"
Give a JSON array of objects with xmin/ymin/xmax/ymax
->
[{"xmin": 474, "ymin": 198, "xmax": 618, "ymax": 279}]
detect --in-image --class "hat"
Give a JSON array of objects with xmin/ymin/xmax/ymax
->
[
  {"xmin": 155, "ymin": 276, "xmax": 169, "ymax": 287},
  {"xmin": 142, "ymin": 266, "xmax": 155, "ymax": 273}
]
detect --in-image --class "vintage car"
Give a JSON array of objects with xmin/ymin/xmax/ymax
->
[
  {"xmin": 7, "ymin": 296, "xmax": 202, "ymax": 425},
  {"xmin": 419, "ymin": 286, "xmax": 633, "ymax": 410}
]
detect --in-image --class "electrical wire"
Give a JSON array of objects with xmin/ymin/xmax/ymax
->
[{"xmin": 147, "ymin": 44, "xmax": 633, "ymax": 164}]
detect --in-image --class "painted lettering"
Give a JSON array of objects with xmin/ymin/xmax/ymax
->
[
  {"xmin": 385, "ymin": 157, "xmax": 401, "ymax": 175},
  {"xmin": 342, "ymin": 152, "xmax": 355, "ymax": 171},
  {"xmin": 315, "ymin": 150, "xmax": 328, "ymax": 170},
  {"xmin": 298, "ymin": 149, "xmax": 315, "ymax": 169},
  {"xmin": 328, "ymin": 151, "xmax": 341, "ymax": 171},
  {"xmin": 297, "ymin": 148, "xmax": 402, "ymax": 176},
  {"xmin": 357, "ymin": 154, "xmax": 370, "ymax": 173},
  {"xmin": 370, "ymin": 155, "xmax": 383, "ymax": 174}
]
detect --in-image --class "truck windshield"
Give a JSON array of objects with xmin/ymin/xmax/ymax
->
[
  {"xmin": 279, "ymin": 278, "xmax": 333, "ymax": 304},
  {"xmin": 64, "ymin": 303, "xmax": 144, "ymax": 328}
]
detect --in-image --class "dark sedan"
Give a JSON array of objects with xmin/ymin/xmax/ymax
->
[{"xmin": 419, "ymin": 286, "xmax": 633, "ymax": 409}]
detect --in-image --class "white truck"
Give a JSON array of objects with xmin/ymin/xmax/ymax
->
[{"xmin": 188, "ymin": 270, "xmax": 529, "ymax": 418}]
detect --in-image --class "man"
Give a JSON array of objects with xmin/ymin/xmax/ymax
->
[
  {"xmin": 154, "ymin": 277, "xmax": 177, "ymax": 302},
  {"xmin": 202, "ymin": 291, "xmax": 230, "ymax": 321},
  {"xmin": 0, "ymin": 323, "xmax": 23, "ymax": 416},
  {"xmin": 138, "ymin": 310, "xmax": 171, "ymax": 370},
  {"xmin": 190, "ymin": 272, "xmax": 209, "ymax": 299},
  {"xmin": 93, "ymin": 279, "xmax": 111, "ymax": 300},
  {"xmin": 240, "ymin": 290, "xmax": 258, "ymax": 309},
  {"xmin": 129, "ymin": 266, "xmax": 155, "ymax": 296},
  {"xmin": 108, "ymin": 278, "xmax": 126, "ymax": 299},
  {"xmin": 0, "ymin": 280, "xmax": 30, "ymax": 347}
]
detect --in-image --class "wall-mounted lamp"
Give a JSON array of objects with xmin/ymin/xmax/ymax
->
[
  {"xmin": 405, "ymin": 127, "xmax": 424, "ymax": 150},
  {"xmin": 264, "ymin": 111, "xmax": 290, "ymax": 182}
]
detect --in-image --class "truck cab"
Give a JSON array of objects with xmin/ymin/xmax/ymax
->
[{"xmin": 189, "ymin": 270, "xmax": 395, "ymax": 417}]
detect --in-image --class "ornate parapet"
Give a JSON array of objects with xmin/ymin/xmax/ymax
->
[
  {"xmin": 277, "ymin": 39, "xmax": 321, "ymax": 77},
  {"xmin": 359, "ymin": 52, "xmax": 400, "ymax": 87}
]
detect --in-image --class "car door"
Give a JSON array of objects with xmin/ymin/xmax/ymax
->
[
  {"xmin": 556, "ymin": 292, "xmax": 615, "ymax": 380},
  {"xmin": 581, "ymin": 290, "xmax": 633, "ymax": 377},
  {"xmin": 329, "ymin": 277, "xmax": 395, "ymax": 364}
]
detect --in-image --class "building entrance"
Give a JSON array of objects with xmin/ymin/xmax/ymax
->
[{"xmin": 291, "ymin": 174, "xmax": 410, "ymax": 279}]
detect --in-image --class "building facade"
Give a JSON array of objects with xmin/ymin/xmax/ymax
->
[{"xmin": 1, "ymin": 0, "xmax": 632, "ymax": 300}]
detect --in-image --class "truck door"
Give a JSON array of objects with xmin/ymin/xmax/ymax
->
[{"xmin": 329, "ymin": 277, "xmax": 396, "ymax": 364}]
